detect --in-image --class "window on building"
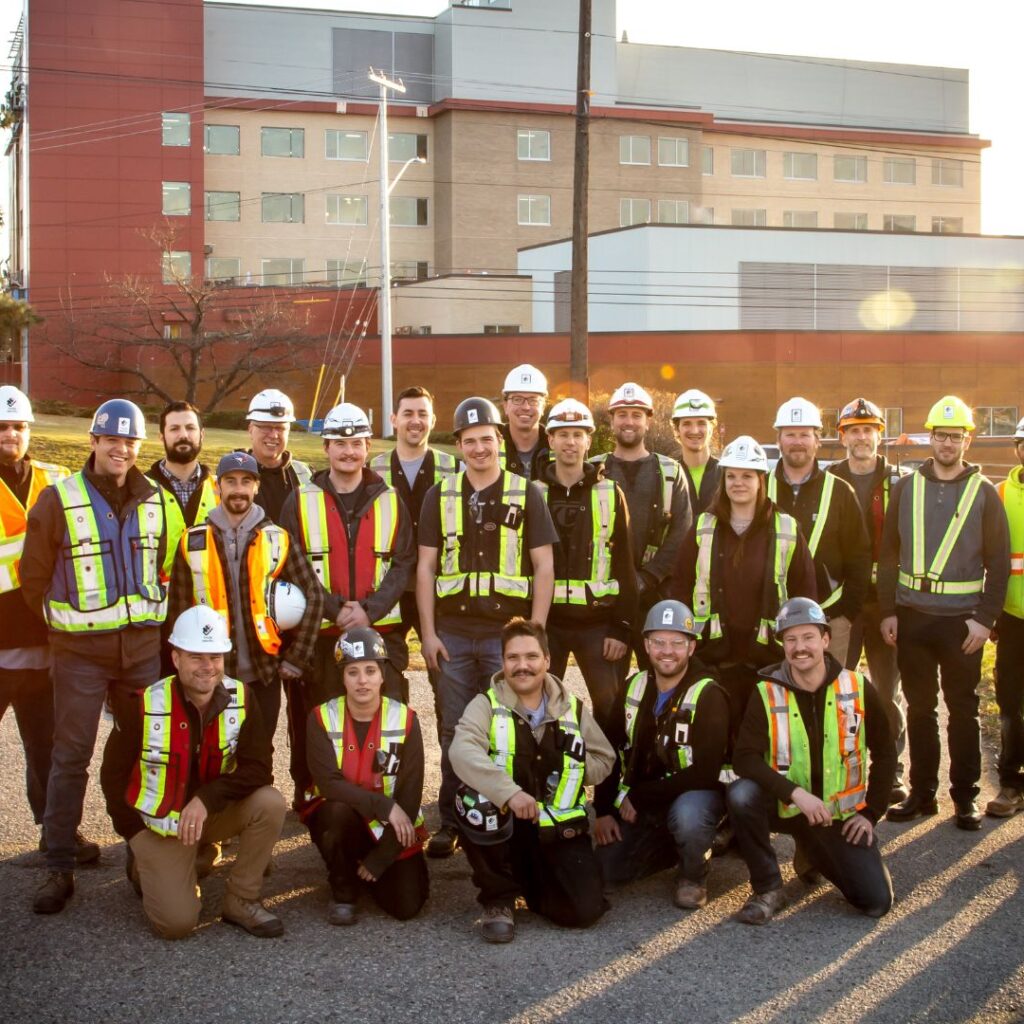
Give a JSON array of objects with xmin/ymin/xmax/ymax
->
[
  {"xmin": 261, "ymin": 258, "xmax": 304, "ymax": 286},
  {"xmin": 483, "ymin": 324, "xmax": 522, "ymax": 334},
  {"xmin": 932, "ymin": 158, "xmax": 964, "ymax": 187},
  {"xmin": 261, "ymin": 193, "xmax": 305, "ymax": 223},
  {"xmin": 731, "ymin": 149, "xmax": 766, "ymax": 178},
  {"xmin": 162, "ymin": 181, "xmax": 191, "ymax": 217},
  {"xmin": 974, "ymin": 406, "xmax": 1018, "ymax": 436},
  {"xmin": 389, "ymin": 133, "xmax": 428, "ymax": 162},
  {"xmin": 783, "ymin": 152, "xmax": 818, "ymax": 180},
  {"xmin": 731, "ymin": 208, "xmax": 767, "ymax": 227},
  {"xmin": 834, "ymin": 155, "xmax": 867, "ymax": 183},
  {"xmin": 326, "ymin": 195, "xmax": 368, "ymax": 226},
  {"xmin": 161, "ymin": 250, "xmax": 191, "ymax": 283},
  {"xmin": 657, "ymin": 137, "xmax": 689, "ymax": 167},
  {"xmin": 517, "ymin": 129, "xmax": 550, "ymax": 161},
  {"xmin": 391, "ymin": 261, "xmax": 429, "ymax": 281},
  {"xmin": 261, "ymin": 127, "xmax": 304, "ymax": 158},
  {"xmin": 205, "ymin": 190, "xmax": 240, "ymax": 222},
  {"xmin": 326, "ymin": 259, "xmax": 368, "ymax": 286},
  {"xmin": 783, "ymin": 210, "xmax": 818, "ymax": 228},
  {"xmin": 162, "ymin": 112, "xmax": 190, "ymax": 147},
  {"xmin": 883, "ymin": 214, "xmax": 916, "ymax": 233},
  {"xmin": 883, "ymin": 157, "xmax": 916, "ymax": 185},
  {"xmin": 932, "ymin": 216, "xmax": 964, "ymax": 234},
  {"xmin": 517, "ymin": 194, "xmax": 550, "ymax": 226},
  {"xmin": 326, "ymin": 129, "xmax": 368, "ymax": 161},
  {"xmin": 835, "ymin": 212, "xmax": 869, "ymax": 230},
  {"xmin": 701, "ymin": 147, "xmax": 714, "ymax": 175},
  {"xmin": 884, "ymin": 407, "xmax": 903, "ymax": 438},
  {"xmin": 390, "ymin": 196, "xmax": 429, "ymax": 226},
  {"xmin": 820, "ymin": 409, "xmax": 839, "ymax": 439},
  {"xmin": 204, "ymin": 124, "xmax": 240, "ymax": 155},
  {"xmin": 205, "ymin": 257, "xmax": 241, "ymax": 282},
  {"xmin": 694, "ymin": 206, "xmax": 714, "ymax": 225},
  {"xmin": 620, "ymin": 136, "xmax": 651, "ymax": 165},
  {"xmin": 657, "ymin": 200, "xmax": 689, "ymax": 224},
  {"xmin": 620, "ymin": 198, "xmax": 652, "ymax": 227}
]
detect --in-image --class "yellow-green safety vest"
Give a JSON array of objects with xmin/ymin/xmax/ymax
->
[
  {"xmin": 370, "ymin": 449, "xmax": 458, "ymax": 488},
  {"xmin": 163, "ymin": 473, "xmax": 218, "ymax": 538}
]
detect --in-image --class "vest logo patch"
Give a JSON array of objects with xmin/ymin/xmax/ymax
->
[{"xmin": 187, "ymin": 531, "xmax": 208, "ymax": 551}]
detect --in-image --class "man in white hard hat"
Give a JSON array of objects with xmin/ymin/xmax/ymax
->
[
  {"xmin": 594, "ymin": 382, "xmax": 692, "ymax": 669},
  {"xmin": 671, "ymin": 389, "xmax": 721, "ymax": 514},
  {"xmin": 500, "ymin": 363, "xmax": 550, "ymax": 480},
  {"xmin": 101, "ymin": 605, "xmax": 287, "ymax": 939},
  {"xmin": 149, "ymin": 401, "xmax": 218, "ymax": 536},
  {"xmin": 245, "ymin": 388, "xmax": 313, "ymax": 523},
  {"xmin": 0, "ymin": 387, "xmax": 99, "ymax": 866},
  {"xmin": 768, "ymin": 397, "xmax": 871, "ymax": 666},
  {"xmin": 169, "ymin": 451, "xmax": 323, "ymax": 804}
]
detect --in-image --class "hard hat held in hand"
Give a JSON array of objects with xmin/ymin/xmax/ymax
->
[
  {"xmin": 608, "ymin": 382, "xmax": 654, "ymax": 413},
  {"xmin": 266, "ymin": 580, "xmax": 306, "ymax": 631},
  {"xmin": 719, "ymin": 435, "xmax": 769, "ymax": 473},
  {"xmin": 671, "ymin": 389, "xmax": 716, "ymax": 421},
  {"xmin": 454, "ymin": 783, "xmax": 513, "ymax": 846},
  {"xmin": 774, "ymin": 397, "xmax": 822, "ymax": 430},
  {"xmin": 502, "ymin": 364, "xmax": 548, "ymax": 396},
  {"xmin": 924, "ymin": 395, "xmax": 975, "ymax": 432},
  {"xmin": 90, "ymin": 399, "xmax": 147, "ymax": 440},
  {"xmin": 169, "ymin": 605, "xmax": 232, "ymax": 653},
  {"xmin": 247, "ymin": 389, "xmax": 295, "ymax": 423},
  {"xmin": 546, "ymin": 398, "xmax": 594, "ymax": 432},
  {"xmin": 0, "ymin": 385, "xmax": 34, "ymax": 423},
  {"xmin": 321, "ymin": 402, "xmax": 372, "ymax": 439}
]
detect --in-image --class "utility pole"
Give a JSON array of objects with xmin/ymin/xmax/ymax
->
[{"xmin": 569, "ymin": 0, "xmax": 591, "ymax": 403}]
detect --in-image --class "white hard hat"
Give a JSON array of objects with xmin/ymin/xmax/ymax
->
[
  {"xmin": 0, "ymin": 385, "xmax": 34, "ymax": 423},
  {"xmin": 267, "ymin": 579, "xmax": 306, "ymax": 631},
  {"xmin": 609, "ymin": 382, "xmax": 654, "ymax": 413},
  {"xmin": 168, "ymin": 605, "xmax": 232, "ymax": 654},
  {"xmin": 672, "ymin": 389, "xmax": 716, "ymax": 421},
  {"xmin": 247, "ymin": 389, "xmax": 295, "ymax": 423},
  {"xmin": 502, "ymin": 364, "xmax": 548, "ymax": 396},
  {"xmin": 774, "ymin": 397, "xmax": 822, "ymax": 430},
  {"xmin": 1014, "ymin": 417, "xmax": 1024, "ymax": 440},
  {"xmin": 546, "ymin": 398, "xmax": 594, "ymax": 432},
  {"xmin": 719, "ymin": 435, "xmax": 769, "ymax": 473},
  {"xmin": 321, "ymin": 402, "xmax": 372, "ymax": 439}
]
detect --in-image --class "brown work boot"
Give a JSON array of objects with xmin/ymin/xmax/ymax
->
[
  {"xmin": 673, "ymin": 878, "xmax": 708, "ymax": 910},
  {"xmin": 986, "ymin": 787, "xmax": 1024, "ymax": 818},
  {"xmin": 480, "ymin": 904, "xmax": 515, "ymax": 943},
  {"xmin": 221, "ymin": 892, "xmax": 284, "ymax": 938},
  {"xmin": 33, "ymin": 871, "xmax": 75, "ymax": 915},
  {"xmin": 735, "ymin": 887, "xmax": 788, "ymax": 926}
]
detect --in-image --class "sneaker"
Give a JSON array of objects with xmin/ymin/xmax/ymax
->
[
  {"xmin": 735, "ymin": 887, "xmax": 787, "ymax": 926},
  {"xmin": 327, "ymin": 901, "xmax": 358, "ymax": 926},
  {"xmin": 480, "ymin": 904, "xmax": 515, "ymax": 943},
  {"xmin": 39, "ymin": 831, "xmax": 101, "ymax": 866},
  {"xmin": 673, "ymin": 878, "xmax": 707, "ymax": 910},
  {"xmin": 221, "ymin": 893, "xmax": 284, "ymax": 938},
  {"xmin": 986, "ymin": 787, "xmax": 1024, "ymax": 818},
  {"xmin": 33, "ymin": 871, "xmax": 75, "ymax": 915},
  {"xmin": 426, "ymin": 826, "xmax": 460, "ymax": 859}
]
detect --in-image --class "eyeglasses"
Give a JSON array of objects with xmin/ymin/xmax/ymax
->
[
  {"xmin": 932, "ymin": 431, "xmax": 966, "ymax": 444},
  {"xmin": 508, "ymin": 396, "xmax": 542, "ymax": 409},
  {"xmin": 648, "ymin": 637, "xmax": 691, "ymax": 651},
  {"xmin": 252, "ymin": 423, "xmax": 286, "ymax": 434}
]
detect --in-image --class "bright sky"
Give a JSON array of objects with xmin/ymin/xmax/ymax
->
[{"xmin": 2, "ymin": 0, "xmax": 1021, "ymax": 236}]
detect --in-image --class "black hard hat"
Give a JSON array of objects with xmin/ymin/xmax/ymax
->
[
  {"xmin": 454, "ymin": 783, "xmax": 513, "ymax": 845},
  {"xmin": 453, "ymin": 396, "xmax": 502, "ymax": 436},
  {"xmin": 334, "ymin": 626, "xmax": 388, "ymax": 665}
]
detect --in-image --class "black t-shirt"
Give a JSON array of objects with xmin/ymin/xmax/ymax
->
[{"xmin": 848, "ymin": 470, "xmax": 876, "ymax": 519}]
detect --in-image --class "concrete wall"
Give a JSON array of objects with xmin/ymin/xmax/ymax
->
[{"xmin": 392, "ymin": 275, "xmax": 532, "ymax": 334}]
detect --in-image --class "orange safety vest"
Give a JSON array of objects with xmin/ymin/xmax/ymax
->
[{"xmin": 0, "ymin": 459, "xmax": 69, "ymax": 593}]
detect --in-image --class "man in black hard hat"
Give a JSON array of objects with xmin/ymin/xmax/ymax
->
[
  {"xmin": 729, "ymin": 597, "xmax": 896, "ymax": 925},
  {"xmin": 417, "ymin": 397, "xmax": 557, "ymax": 858}
]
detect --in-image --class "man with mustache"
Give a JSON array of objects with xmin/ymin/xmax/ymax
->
[{"xmin": 149, "ymin": 401, "xmax": 218, "ymax": 534}]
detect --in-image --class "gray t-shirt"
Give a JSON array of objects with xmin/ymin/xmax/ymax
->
[{"xmin": 400, "ymin": 455, "xmax": 426, "ymax": 490}]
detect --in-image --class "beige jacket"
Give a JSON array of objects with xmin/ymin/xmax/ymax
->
[{"xmin": 449, "ymin": 672, "xmax": 615, "ymax": 808}]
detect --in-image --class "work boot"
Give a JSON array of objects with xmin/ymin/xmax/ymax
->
[
  {"xmin": 793, "ymin": 843, "xmax": 825, "ymax": 886},
  {"xmin": 221, "ymin": 893, "xmax": 284, "ymax": 937},
  {"xmin": 986, "ymin": 787, "xmax": 1024, "ymax": 818},
  {"xmin": 734, "ymin": 888, "xmax": 787, "ymax": 926},
  {"xmin": 426, "ymin": 826, "xmax": 460, "ymax": 859},
  {"xmin": 888, "ymin": 784, "xmax": 909, "ymax": 806},
  {"xmin": 327, "ymin": 901, "xmax": 358, "ymax": 926},
  {"xmin": 39, "ymin": 830, "xmax": 101, "ymax": 866},
  {"xmin": 33, "ymin": 871, "xmax": 75, "ymax": 915},
  {"xmin": 195, "ymin": 842, "xmax": 223, "ymax": 879},
  {"xmin": 711, "ymin": 822, "xmax": 735, "ymax": 858},
  {"xmin": 953, "ymin": 798, "xmax": 983, "ymax": 831},
  {"xmin": 480, "ymin": 904, "xmax": 515, "ymax": 944},
  {"xmin": 673, "ymin": 878, "xmax": 707, "ymax": 910},
  {"xmin": 886, "ymin": 792, "xmax": 939, "ymax": 822}
]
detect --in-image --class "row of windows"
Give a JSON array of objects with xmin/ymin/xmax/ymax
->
[
  {"xmin": 816, "ymin": 406, "xmax": 1017, "ymax": 438},
  {"xmin": 165, "ymin": 254, "xmax": 429, "ymax": 286},
  {"xmin": 724, "ymin": 149, "xmax": 963, "ymax": 186}
]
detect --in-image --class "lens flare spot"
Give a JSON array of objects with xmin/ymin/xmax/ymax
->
[
  {"xmin": 858, "ymin": 289, "xmax": 915, "ymax": 330},
  {"xmin": 660, "ymin": 364, "xmax": 676, "ymax": 381}
]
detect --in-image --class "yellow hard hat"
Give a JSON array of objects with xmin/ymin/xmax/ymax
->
[{"xmin": 924, "ymin": 396, "xmax": 975, "ymax": 432}]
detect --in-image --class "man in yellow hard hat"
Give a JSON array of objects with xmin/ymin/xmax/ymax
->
[{"xmin": 878, "ymin": 396, "xmax": 1009, "ymax": 831}]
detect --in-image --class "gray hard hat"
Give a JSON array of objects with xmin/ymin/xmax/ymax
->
[
  {"xmin": 643, "ymin": 599, "xmax": 700, "ymax": 638},
  {"xmin": 774, "ymin": 597, "xmax": 831, "ymax": 636}
]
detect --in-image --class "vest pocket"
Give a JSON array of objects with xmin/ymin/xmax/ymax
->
[
  {"xmin": 62, "ymin": 547, "xmax": 116, "ymax": 610},
  {"xmin": 130, "ymin": 534, "xmax": 164, "ymax": 599},
  {"xmin": 137, "ymin": 751, "xmax": 182, "ymax": 819}
]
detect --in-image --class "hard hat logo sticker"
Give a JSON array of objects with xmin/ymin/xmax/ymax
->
[
  {"xmin": 202, "ymin": 624, "xmax": 214, "ymax": 637},
  {"xmin": 944, "ymin": 405, "xmax": 954, "ymax": 419},
  {"xmin": 96, "ymin": 413, "xmax": 109, "ymax": 428},
  {"xmin": 467, "ymin": 409, "xmax": 479, "ymax": 423},
  {"xmin": 118, "ymin": 418, "xmax": 130, "ymax": 434},
  {"xmin": 791, "ymin": 409, "xmax": 802, "ymax": 423},
  {"xmin": 662, "ymin": 608, "xmax": 673, "ymax": 624},
  {"xmin": 5, "ymin": 397, "xmax": 14, "ymax": 409}
]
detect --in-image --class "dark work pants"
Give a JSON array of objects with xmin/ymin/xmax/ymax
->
[
  {"xmin": 896, "ymin": 609, "xmax": 982, "ymax": 802},
  {"xmin": 307, "ymin": 801, "xmax": 428, "ymax": 920},
  {"xmin": 727, "ymin": 779, "xmax": 893, "ymax": 916},
  {"xmin": 0, "ymin": 666, "xmax": 54, "ymax": 825},
  {"xmin": 995, "ymin": 612, "xmax": 1024, "ymax": 788},
  {"xmin": 249, "ymin": 672, "xmax": 312, "ymax": 809},
  {"xmin": 459, "ymin": 817, "xmax": 608, "ymax": 928},
  {"xmin": 715, "ymin": 663, "xmax": 761, "ymax": 744}
]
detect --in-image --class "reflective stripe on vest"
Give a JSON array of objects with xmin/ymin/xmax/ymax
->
[
  {"xmin": 998, "ymin": 471, "xmax": 1024, "ymax": 617},
  {"xmin": 292, "ymin": 460, "xmax": 313, "ymax": 486},
  {"xmin": 645, "ymin": 454, "xmax": 681, "ymax": 566},
  {"xmin": 759, "ymin": 670, "xmax": 867, "ymax": 821},
  {"xmin": 46, "ymin": 473, "xmax": 167, "ymax": 632},
  {"xmin": 486, "ymin": 686, "xmax": 587, "ymax": 828},
  {"xmin": 183, "ymin": 523, "xmax": 289, "ymax": 654},
  {"xmin": 0, "ymin": 459, "xmax": 68, "ymax": 593},
  {"xmin": 898, "ymin": 471, "xmax": 985, "ymax": 595},
  {"xmin": 437, "ymin": 471, "xmax": 531, "ymax": 602}
]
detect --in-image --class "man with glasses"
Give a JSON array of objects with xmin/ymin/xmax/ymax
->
[
  {"xmin": 500, "ymin": 364, "xmax": 550, "ymax": 480},
  {"xmin": 245, "ymin": 389, "xmax": 313, "ymax": 523},
  {"xmin": 878, "ymin": 396, "xmax": 1009, "ymax": 830}
]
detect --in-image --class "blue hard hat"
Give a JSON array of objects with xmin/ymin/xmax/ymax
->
[{"xmin": 90, "ymin": 399, "xmax": 147, "ymax": 440}]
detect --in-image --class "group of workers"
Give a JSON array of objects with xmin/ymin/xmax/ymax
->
[{"xmin": 0, "ymin": 362, "xmax": 1019, "ymax": 943}]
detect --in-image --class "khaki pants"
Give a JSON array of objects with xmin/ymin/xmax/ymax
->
[
  {"xmin": 129, "ymin": 786, "xmax": 286, "ymax": 940},
  {"xmin": 828, "ymin": 615, "xmax": 852, "ymax": 668}
]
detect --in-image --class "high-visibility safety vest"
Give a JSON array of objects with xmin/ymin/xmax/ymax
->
[
  {"xmin": 768, "ymin": 470, "xmax": 843, "ymax": 609},
  {"xmin": 163, "ymin": 474, "xmax": 219, "ymax": 537},
  {"xmin": 46, "ymin": 473, "xmax": 170, "ymax": 633},
  {"xmin": 295, "ymin": 484, "xmax": 401, "ymax": 629},
  {"xmin": 537, "ymin": 477, "xmax": 620, "ymax": 606},
  {"xmin": 292, "ymin": 460, "xmax": 313, "ymax": 486},
  {"xmin": 593, "ymin": 452, "xmax": 680, "ymax": 566},
  {"xmin": 486, "ymin": 686, "xmax": 587, "ymax": 832},
  {"xmin": 370, "ymin": 449, "xmax": 458, "ymax": 489},
  {"xmin": 897, "ymin": 471, "xmax": 985, "ymax": 596},
  {"xmin": 310, "ymin": 695, "xmax": 425, "ymax": 846},
  {"xmin": 127, "ymin": 676, "xmax": 247, "ymax": 837},
  {"xmin": 998, "ymin": 466, "xmax": 1024, "ymax": 618},
  {"xmin": 436, "ymin": 471, "xmax": 532, "ymax": 607},
  {"xmin": 183, "ymin": 522, "xmax": 289, "ymax": 654},
  {"xmin": 0, "ymin": 459, "xmax": 68, "ymax": 593},
  {"xmin": 692, "ymin": 510, "xmax": 798, "ymax": 646},
  {"xmin": 758, "ymin": 669, "xmax": 868, "ymax": 821}
]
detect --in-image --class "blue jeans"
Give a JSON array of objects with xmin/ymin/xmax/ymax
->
[
  {"xmin": 43, "ymin": 650, "xmax": 160, "ymax": 871},
  {"xmin": 597, "ymin": 789, "xmax": 725, "ymax": 886},
  {"xmin": 436, "ymin": 629, "xmax": 503, "ymax": 829}
]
